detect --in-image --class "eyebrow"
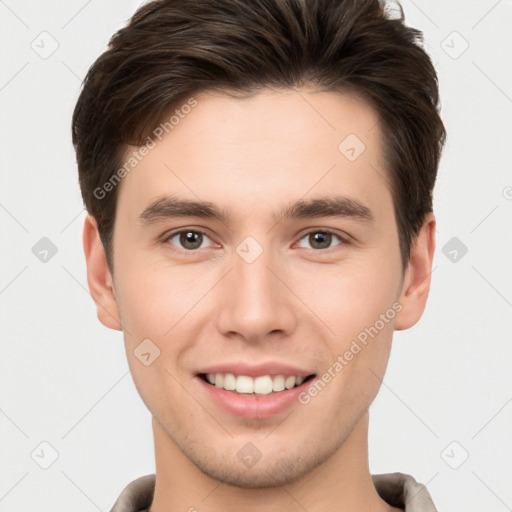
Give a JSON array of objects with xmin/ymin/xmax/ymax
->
[{"xmin": 137, "ymin": 194, "xmax": 375, "ymax": 225}]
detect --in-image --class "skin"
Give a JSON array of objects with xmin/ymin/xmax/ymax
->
[{"xmin": 83, "ymin": 87, "xmax": 435, "ymax": 512}]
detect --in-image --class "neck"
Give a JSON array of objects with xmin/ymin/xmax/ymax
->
[{"xmin": 148, "ymin": 411, "xmax": 399, "ymax": 512}]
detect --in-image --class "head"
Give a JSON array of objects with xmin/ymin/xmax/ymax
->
[{"xmin": 74, "ymin": 0, "xmax": 445, "ymax": 488}]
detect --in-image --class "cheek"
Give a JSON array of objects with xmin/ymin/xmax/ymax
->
[
  {"xmin": 115, "ymin": 264, "xmax": 201, "ymax": 419},
  {"xmin": 288, "ymin": 255, "xmax": 399, "ymax": 402},
  {"xmin": 114, "ymin": 256, "xmax": 209, "ymax": 339},
  {"xmin": 302, "ymin": 308, "xmax": 395, "ymax": 422},
  {"xmin": 114, "ymin": 258, "xmax": 217, "ymax": 406},
  {"xmin": 291, "ymin": 255, "xmax": 400, "ymax": 333}
]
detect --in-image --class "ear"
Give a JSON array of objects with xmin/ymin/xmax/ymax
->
[
  {"xmin": 394, "ymin": 212, "xmax": 436, "ymax": 331},
  {"xmin": 82, "ymin": 213, "xmax": 122, "ymax": 331}
]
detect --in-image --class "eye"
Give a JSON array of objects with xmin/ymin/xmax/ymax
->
[
  {"xmin": 163, "ymin": 228, "xmax": 349, "ymax": 252},
  {"xmin": 295, "ymin": 230, "xmax": 347, "ymax": 250},
  {"xmin": 165, "ymin": 229, "xmax": 215, "ymax": 251}
]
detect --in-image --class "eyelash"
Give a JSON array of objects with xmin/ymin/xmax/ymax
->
[{"xmin": 163, "ymin": 228, "xmax": 350, "ymax": 253}]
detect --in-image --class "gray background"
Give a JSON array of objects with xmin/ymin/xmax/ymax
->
[{"xmin": 1, "ymin": 0, "xmax": 511, "ymax": 510}]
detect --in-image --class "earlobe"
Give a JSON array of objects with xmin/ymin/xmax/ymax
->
[
  {"xmin": 394, "ymin": 212, "xmax": 436, "ymax": 331},
  {"xmin": 82, "ymin": 213, "xmax": 122, "ymax": 331}
]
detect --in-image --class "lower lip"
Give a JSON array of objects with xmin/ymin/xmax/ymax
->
[{"xmin": 197, "ymin": 376, "xmax": 312, "ymax": 419}]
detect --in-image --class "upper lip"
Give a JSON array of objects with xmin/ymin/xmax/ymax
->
[{"xmin": 196, "ymin": 361, "xmax": 315, "ymax": 378}]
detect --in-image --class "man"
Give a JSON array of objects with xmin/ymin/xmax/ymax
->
[{"xmin": 72, "ymin": 0, "xmax": 446, "ymax": 510}]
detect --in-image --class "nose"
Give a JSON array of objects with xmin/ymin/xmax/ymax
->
[{"xmin": 215, "ymin": 241, "xmax": 298, "ymax": 344}]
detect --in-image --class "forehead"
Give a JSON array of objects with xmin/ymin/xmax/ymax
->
[{"xmin": 117, "ymin": 87, "xmax": 391, "ymax": 223}]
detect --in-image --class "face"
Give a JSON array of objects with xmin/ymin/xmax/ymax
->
[{"xmin": 86, "ymin": 87, "xmax": 432, "ymax": 488}]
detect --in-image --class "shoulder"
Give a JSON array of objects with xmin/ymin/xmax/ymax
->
[
  {"xmin": 372, "ymin": 472, "xmax": 438, "ymax": 512},
  {"xmin": 109, "ymin": 474, "xmax": 156, "ymax": 512}
]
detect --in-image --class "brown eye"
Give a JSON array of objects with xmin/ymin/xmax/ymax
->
[
  {"xmin": 166, "ymin": 230, "xmax": 209, "ymax": 250},
  {"xmin": 309, "ymin": 232, "xmax": 332, "ymax": 249},
  {"xmin": 296, "ymin": 230, "xmax": 346, "ymax": 250}
]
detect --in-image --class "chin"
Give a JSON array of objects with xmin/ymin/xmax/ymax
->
[
  {"xmin": 197, "ymin": 457, "xmax": 310, "ymax": 489},
  {"xmin": 182, "ymin": 439, "xmax": 338, "ymax": 489}
]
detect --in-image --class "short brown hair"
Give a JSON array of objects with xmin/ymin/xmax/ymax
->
[{"xmin": 72, "ymin": 0, "xmax": 446, "ymax": 273}]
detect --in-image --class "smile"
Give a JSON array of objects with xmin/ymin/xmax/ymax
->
[
  {"xmin": 200, "ymin": 373, "xmax": 315, "ymax": 395},
  {"xmin": 196, "ymin": 370, "xmax": 316, "ymax": 419}
]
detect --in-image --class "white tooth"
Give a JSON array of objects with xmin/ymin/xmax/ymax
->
[
  {"xmin": 223, "ymin": 373, "xmax": 236, "ymax": 391},
  {"xmin": 272, "ymin": 375, "xmax": 285, "ymax": 392},
  {"xmin": 295, "ymin": 376, "xmax": 304, "ymax": 386},
  {"xmin": 236, "ymin": 375, "xmax": 254, "ymax": 393},
  {"xmin": 284, "ymin": 376, "xmax": 296, "ymax": 389},
  {"xmin": 206, "ymin": 373, "xmax": 216, "ymax": 384},
  {"xmin": 254, "ymin": 376, "xmax": 273, "ymax": 395},
  {"xmin": 214, "ymin": 373, "xmax": 224, "ymax": 388}
]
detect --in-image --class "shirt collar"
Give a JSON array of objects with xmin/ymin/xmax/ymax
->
[{"xmin": 110, "ymin": 472, "xmax": 438, "ymax": 512}]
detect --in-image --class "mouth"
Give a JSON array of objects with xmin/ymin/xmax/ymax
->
[
  {"xmin": 198, "ymin": 372, "xmax": 316, "ymax": 396},
  {"xmin": 195, "ymin": 362, "xmax": 317, "ymax": 418}
]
